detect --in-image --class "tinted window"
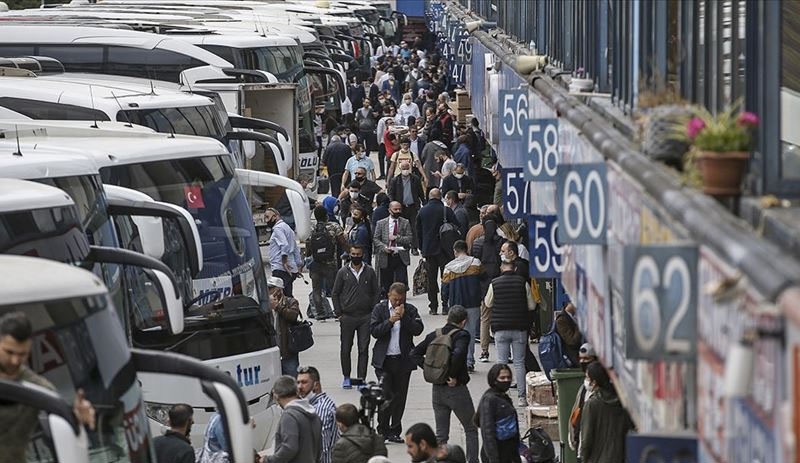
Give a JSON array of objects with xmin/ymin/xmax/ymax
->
[
  {"xmin": 38, "ymin": 45, "xmax": 103, "ymax": 73},
  {"xmin": 0, "ymin": 97, "xmax": 110, "ymax": 121},
  {"xmin": 106, "ymin": 46, "xmax": 206, "ymax": 83},
  {"xmin": 0, "ymin": 45, "xmax": 35, "ymax": 57},
  {"xmin": 118, "ymin": 105, "xmax": 224, "ymax": 139}
]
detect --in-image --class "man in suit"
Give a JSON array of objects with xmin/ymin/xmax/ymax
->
[
  {"xmin": 373, "ymin": 201, "xmax": 413, "ymax": 297},
  {"xmin": 387, "ymin": 160, "xmax": 425, "ymax": 255},
  {"xmin": 370, "ymin": 282, "xmax": 424, "ymax": 443},
  {"xmin": 416, "ymin": 188, "xmax": 458, "ymax": 315}
]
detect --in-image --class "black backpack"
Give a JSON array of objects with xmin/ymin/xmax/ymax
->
[
  {"xmin": 521, "ymin": 427, "xmax": 556, "ymax": 463},
  {"xmin": 308, "ymin": 223, "xmax": 336, "ymax": 263}
]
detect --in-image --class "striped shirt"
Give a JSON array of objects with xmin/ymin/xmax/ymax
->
[{"xmin": 310, "ymin": 392, "xmax": 338, "ymax": 463}]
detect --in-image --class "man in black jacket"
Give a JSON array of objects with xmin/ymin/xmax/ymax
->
[
  {"xmin": 387, "ymin": 160, "xmax": 426, "ymax": 254},
  {"xmin": 332, "ymin": 245, "xmax": 380, "ymax": 389},
  {"xmin": 411, "ymin": 306, "xmax": 479, "ymax": 463},
  {"xmin": 416, "ymin": 188, "xmax": 458, "ymax": 315},
  {"xmin": 153, "ymin": 404, "xmax": 194, "ymax": 463},
  {"xmin": 323, "ymin": 135, "xmax": 353, "ymax": 197},
  {"xmin": 370, "ymin": 282, "xmax": 424, "ymax": 442}
]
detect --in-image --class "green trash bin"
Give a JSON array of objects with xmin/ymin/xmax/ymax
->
[{"xmin": 551, "ymin": 368, "xmax": 584, "ymax": 463}]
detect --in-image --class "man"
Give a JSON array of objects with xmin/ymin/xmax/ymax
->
[
  {"xmin": 332, "ymin": 245, "xmax": 380, "ymax": 389},
  {"xmin": 556, "ymin": 302, "xmax": 583, "ymax": 366},
  {"xmin": 307, "ymin": 206, "xmax": 346, "ymax": 320},
  {"xmin": 465, "ymin": 205, "xmax": 498, "ymax": 253},
  {"xmin": 416, "ymin": 188, "xmax": 457, "ymax": 315},
  {"xmin": 387, "ymin": 160, "xmax": 425, "ymax": 255},
  {"xmin": 382, "ymin": 73, "xmax": 402, "ymax": 103},
  {"xmin": 407, "ymin": 126, "xmax": 426, "ymax": 159},
  {"xmin": 268, "ymin": 376, "xmax": 323, "ymax": 463},
  {"xmin": 441, "ymin": 241, "xmax": 483, "ymax": 370},
  {"xmin": 499, "ymin": 240, "xmax": 530, "ymax": 281},
  {"xmin": 373, "ymin": 201, "xmax": 413, "ymax": 297},
  {"xmin": 440, "ymin": 163, "xmax": 475, "ymax": 200},
  {"xmin": 396, "ymin": 92, "xmax": 421, "ymax": 125},
  {"xmin": 342, "ymin": 145, "xmax": 376, "ymax": 185},
  {"xmin": 153, "ymin": 404, "xmax": 195, "ymax": 463},
  {"xmin": 568, "ymin": 343, "xmax": 599, "ymax": 453},
  {"xmin": 370, "ymin": 282, "xmax": 424, "ymax": 442},
  {"xmin": 265, "ymin": 208, "xmax": 303, "ymax": 297},
  {"xmin": 342, "ymin": 166, "xmax": 382, "ymax": 205},
  {"xmin": 484, "ymin": 261, "xmax": 537, "ymax": 407},
  {"xmin": 432, "ymin": 149, "xmax": 457, "ymax": 189},
  {"xmin": 0, "ymin": 312, "xmax": 96, "ymax": 462},
  {"xmin": 356, "ymin": 98, "xmax": 377, "ymax": 153},
  {"xmin": 444, "ymin": 190, "xmax": 469, "ymax": 238},
  {"xmin": 339, "ymin": 181, "xmax": 374, "ymax": 225},
  {"xmin": 411, "ymin": 307, "xmax": 478, "ymax": 463},
  {"xmin": 404, "ymin": 423, "xmax": 439, "ymax": 463},
  {"xmin": 430, "ymin": 103, "xmax": 454, "ymax": 148},
  {"xmin": 297, "ymin": 366, "xmax": 338, "ymax": 463},
  {"xmin": 331, "ymin": 403, "xmax": 387, "ymax": 463},
  {"xmin": 452, "ymin": 134, "xmax": 472, "ymax": 177},
  {"xmin": 323, "ymin": 135, "xmax": 353, "ymax": 196}
]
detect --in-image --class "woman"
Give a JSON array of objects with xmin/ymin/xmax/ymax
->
[
  {"xmin": 579, "ymin": 362, "xmax": 635, "ymax": 463},
  {"xmin": 269, "ymin": 276, "xmax": 301, "ymax": 377},
  {"xmin": 346, "ymin": 205, "xmax": 372, "ymax": 265},
  {"xmin": 474, "ymin": 364, "xmax": 521, "ymax": 463}
]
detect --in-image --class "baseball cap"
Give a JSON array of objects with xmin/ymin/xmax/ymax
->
[{"xmin": 579, "ymin": 343, "xmax": 597, "ymax": 358}]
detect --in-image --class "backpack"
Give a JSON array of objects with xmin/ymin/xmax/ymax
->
[
  {"xmin": 520, "ymin": 427, "xmax": 556, "ymax": 463},
  {"xmin": 439, "ymin": 204, "xmax": 460, "ymax": 261},
  {"xmin": 537, "ymin": 313, "xmax": 574, "ymax": 381},
  {"xmin": 308, "ymin": 223, "xmax": 336, "ymax": 263},
  {"xmin": 422, "ymin": 328, "xmax": 457, "ymax": 384}
]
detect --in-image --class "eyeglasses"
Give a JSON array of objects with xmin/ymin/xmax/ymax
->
[{"xmin": 297, "ymin": 365, "xmax": 313, "ymax": 374}]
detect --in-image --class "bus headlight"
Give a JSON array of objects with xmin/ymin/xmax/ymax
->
[{"xmin": 145, "ymin": 402, "xmax": 171, "ymax": 426}]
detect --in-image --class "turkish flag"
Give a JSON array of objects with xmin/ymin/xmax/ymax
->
[{"xmin": 184, "ymin": 185, "xmax": 205, "ymax": 209}]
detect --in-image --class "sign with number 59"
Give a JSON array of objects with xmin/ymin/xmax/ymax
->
[
  {"xmin": 623, "ymin": 245, "xmax": 698, "ymax": 361},
  {"xmin": 528, "ymin": 215, "xmax": 565, "ymax": 278}
]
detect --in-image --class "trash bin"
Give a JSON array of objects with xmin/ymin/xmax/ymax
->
[{"xmin": 552, "ymin": 368, "xmax": 584, "ymax": 463}]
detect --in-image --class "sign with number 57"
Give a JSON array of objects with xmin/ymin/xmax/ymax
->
[{"xmin": 528, "ymin": 215, "xmax": 565, "ymax": 278}]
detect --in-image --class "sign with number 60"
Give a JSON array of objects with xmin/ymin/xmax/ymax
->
[
  {"xmin": 556, "ymin": 163, "xmax": 607, "ymax": 244},
  {"xmin": 528, "ymin": 215, "xmax": 565, "ymax": 278},
  {"xmin": 623, "ymin": 245, "xmax": 698, "ymax": 361}
]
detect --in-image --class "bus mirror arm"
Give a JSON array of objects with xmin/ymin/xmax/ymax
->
[{"xmin": 226, "ymin": 131, "xmax": 284, "ymax": 163}]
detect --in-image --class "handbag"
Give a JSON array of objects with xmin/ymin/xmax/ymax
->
[
  {"xmin": 439, "ymin": 204, "xmax": 460, "ymax": 260},
  {"xmin": 413, "ymin": 259, "xmax": 428, "ymax": 296},
  {"xmin": 287, "ymin": 314, "xmax": 314, "ymax": 353},
  {"xmin": 495, "ymin": 414, "xmax": 519, "ymax": 441}
]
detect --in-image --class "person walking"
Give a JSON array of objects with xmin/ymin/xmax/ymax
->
[
  {"xmin": 373, "ymin": 201, "xmax": 413, "ymax": 297},
  {"xmin": 483, "ymin": 261, "xmax": 537, "ymax": 407},
  {"xmin": 579, "ymin": 362, "xmax": 635, "ymax": 463},
  {"xmin": 331, "ymin": 403, "xmax": 388, "ymax": 463},
  {"xmin": 343, "ymin": 145, "xmax": 377, "ymax": 185},
  {"xmin": 441, "ymin": 241, "xmax": 483, "ymax": 371},
  {"xmin": 372, "ymin": 192, "xmax": 392, "ymax": 227},
  {"xmin": 407, "ymin": 125, "xmax": 426, "ymax": 159},
  {"xmin": 431, "ymin": 149, "xmax": 457, "ymax": 189},
  {"xmin": 265, "ymin": 208, "xmax": 303, "ymax": 298},
  {"xmin": 474, "ymin": 364, "xmax": 521, "ymax": 463},
  {"xmin": 568, "ymin": 343, "xmax": 599, "ymax": 453},
  {"xmin": 340, "ymin": 182, "xmax": 374, "ymax": 225},
  {"xmin": 346, "ymin": 206, "xmax": 373, "ymax": 265},
  {"xmin": 297, "ymin": 366, "xmax": 338, "ymax": 463},
  {"xmin": 153, "ymin": 404, "xmax": 194, "ymax": 463},
  {"xmin": 370, "ymin": 282, "xmax": 424, "ymax": 442},
  {"xmin": 416, "ymin": 188, "xmax": 457, "ymax": 315},
  {"xmin": 556, "ymin": 302, "xmax": 583, "ymax": 366},
  {"xmin": 307, "ymin": 206, "xmax": 346, "ymax": 320},
  {"xmin": 472, "ymin": 218, "xmax": 505, "ymax": 362},
  {"xmin": 440, "ymin": 164, "xmax": 475, "ymax": 201},
  {"xmin": 323, "ymin": 135, "xmax": 354, "ymax": 197},
  {"xmin": 452, "ymin": 135, "xmax": 472, "ymax": 178},
  {"xmin": 396, "ymin": 92, "xmax": 421, "ymax": 125},
  {"xmin": 444, "ymin": 190, "xmax": 469, "ymax": 238},
  {"xmin": 332, "ymin": 244, "xmax": 380, "ymax": 389},
  {"xmin": 387, "ymin": 160, "xmax": 426, "ymax": 255},
  {"xmin": 267, "ymin": 376, "xmax": 323, "ymax": 463},
  {"xmin": 420, "ymin": 139, "xmax": 447, "ymax": 188},
  {"xmin": 411, "ymin": 306, "xmax": 479, "ymax": 463},
  {"xmin": 269, "ymin": 277, "xmax": 302, "ymax": 376},
  {"xmin": 404, "ymin": 423, "xmax": 439, "ymax": 463}
]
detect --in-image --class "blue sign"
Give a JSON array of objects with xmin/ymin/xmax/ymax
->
[
  {"xmin": 556, "ymin": 163, "xmax": 607, "ymax": 244},
  {"xmin": 502, "ymin": 167, "xmax": 533, "ymax": 219},
  {"xmin": 525, "ymin": 118, "xmax": 559, "ymax": 181},
  {"xmin": 623, "ymin": 245, "xmax": 698, "ymax": 361},
  {"xmin": 455, "ymin": 27, "xmax": 471, "ymax": 64},
  {"xmin": 449, "ymin": 62, "xmax": 466, "ymax": 85},
  {"xmin": 528, "ymin": 215, "xmax": 564, "ymax": 278},
  {"xmin": 499, "ymin": 89, "xmax": 527, "ymax": 142},
  {"xmin": 627, "ymin": 433, "xmax": 698, "ymax": 463}
]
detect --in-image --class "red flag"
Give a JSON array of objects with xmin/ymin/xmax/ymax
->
[{"xmin": 184, "ymin": 185, "xmax": 205, "ymax": 209}]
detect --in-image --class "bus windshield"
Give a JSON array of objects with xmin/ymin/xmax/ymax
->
[
  {"xmin": 0, "ymin": 205, "xmax": 88, "ymax": 262},
  {"xmin": 1, "ymin": 294, "xmax": 153, "ymax": 463},
  {"xmin": 118, "ymin": 105, "xmax": 227, "ymax": 142}
]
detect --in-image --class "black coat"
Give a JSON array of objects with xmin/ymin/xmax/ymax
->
[
  {"xmin": 153, "ymin": 431, "xmax": 194, "ymax": 463},
  {"xmin": 323, "ymin": 141, "xmax": 353, "ymax": 175},
  {"xmin": 370, "ymin": 300, "xmax": 425, "ymax": 372},
  {"xmin": 475, "ymin": 389, "xmax": 521, "ymax": 463},
  {"xmin": 416, "ymin": 198, "xmax": 457, "ymax": 257},
  {"xmin": 441, "ymin": 174, "xmax": 475, "ymax": 196},
  {"xmin": 387, "ymin": 174, "xmax": 425, "ymax": 207}
]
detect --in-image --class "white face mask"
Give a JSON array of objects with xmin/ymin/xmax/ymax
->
[
  {"xmin": 584, "ymin": 379, "xmax": 592, "ymax": 391},
  {"xmin": 500, "ymin": 254, "xmax": 512, "ymax": 263},
  {"xmin": 454, "ymin": 173, "xmax": 464, "ymax": 179},
  {"xmin": 401, "ymin": 169, "xmax": 411, "ymax": 176},
  {"xmin": 350, "ymin": 191, "xmax": 359, "ymax": 199},
  {"xmin": 404, "ymin": 100, "xmax": 411, "ymax": 105},
  {"xmin": 304, "ymin": 391, "xmax": 318, "ymax": 402}
]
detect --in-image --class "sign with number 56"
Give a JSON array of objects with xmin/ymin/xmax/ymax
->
[
  {"xmin": 623, "ymin": 245, "xmax": 698, "ymax": 361},
  {"xmin": 528, "ymin": 215, "xmax": 564, "ymax": 278}
]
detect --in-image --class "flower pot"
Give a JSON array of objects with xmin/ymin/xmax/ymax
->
[{"xmin": 695, "ymin": 150, "xmax": 750, "ymax": 195}]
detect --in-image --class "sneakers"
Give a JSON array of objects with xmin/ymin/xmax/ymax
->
[
  {"xmin": 342, "ymin": 377, "xmax": 352, "ymax": 389},
  {"xmin": 429, "ymin": 309, "xmax": 438, "ymax": 315},
  {"xmin": 384, "ymin": 434, "xmax": 404, "ymax": 444},
  {"xmin": 411, "ymin": 248, "xmax": 419, "ymax": 256},
  {"xmin": 479, "ymin": 351, "xmax": 490, "ymax": 363},
  {"xmin": 467, "ymin": 364, "xmax": 475, "ymax": 373},
  {"xmin": 518, "ymin": 397, "xmax": 528, "ymax": 407}
]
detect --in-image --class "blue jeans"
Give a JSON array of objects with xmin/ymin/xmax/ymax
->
[
  {"xmin": 281, "ymin": 353, "xmax": 299, "ymax": 378},
  {"xmin": 465, "ymin": 307, "xmax": 480, "ymax": 367},
  {"xmin": 494, "ymin": 329, "xmax": 527, "ymax": 398}
]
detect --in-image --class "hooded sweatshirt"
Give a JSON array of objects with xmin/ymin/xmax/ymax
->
[
  {"xmin": 578, "ymin": 387, "xmax": 635, "ymax": 463},
  {"xmin": 441, "ymin": 254, "xmax": 483, "ymax": 308},
  {"xmin": 331, "ymin": 423, "xmax": 387, "ymax": 463},
  {"xmin": 268, "ymin": 398, "xmax": 322, "ymax": 463}
]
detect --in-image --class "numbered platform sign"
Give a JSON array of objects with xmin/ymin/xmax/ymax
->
[
  {"xmin": 525, "ymin": 118, "xmax": 559, "ymax": 181},
  {"xmin": 499, "ymin": 89, "xmax": 527, "ymax": 142},
  {"xmin": 449, "ymin": 62, "xmax": 466, "ymax": 85},
  {"xmin": 623, "ymin": 245, "xmax": 698, "ymax": 361},
  {"xmin": 502, "ymin": 167, "xmax": 533, "ymax": 219},
  {"xmin": 528, "ymin": 215, "xmax": 565, "ymax": 278},
  {"xmin": 556, "ymin": 163, "xmax": 607, "ymax": 244},
  {"xmin": 455, "ymin": 27, "xmax": 472, "ymax": 64}
]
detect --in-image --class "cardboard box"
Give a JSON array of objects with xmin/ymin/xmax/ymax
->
[
  {"xmin": 455, "ymin": 89, "xmax": 470, "ymax": 109},
  {"xmin": 526, "ymin": 372, "xmax": 557, "ymax": 406}
]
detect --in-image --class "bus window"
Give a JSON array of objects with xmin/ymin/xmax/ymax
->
[
  {"xmin": 39, "ymin": 45, "xmax": 104, "ymax": 74},
  {"xmin": 0, "ymin": 97, "xmax": 111, "ymax": 121}
]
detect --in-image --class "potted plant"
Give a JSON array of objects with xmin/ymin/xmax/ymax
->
[{"xmin": 682, "ymin": 104, "xmax": 759, "ymax": 195}]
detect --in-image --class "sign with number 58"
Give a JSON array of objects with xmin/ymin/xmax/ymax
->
[
  {"xmin": 528, "ymin": 215, "xmax": 565, "ymax": 278},
  {"xmin": 525, "ymin": 118, "xmax": 559, "ymax": 181},
  {"xmin": 623, "ymin": 245, "xmax": 698, "ymax": 361}
]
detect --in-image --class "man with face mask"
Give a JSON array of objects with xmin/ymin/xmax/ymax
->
[
  {"xmin": 356, "ymin": 98, "xmax": 377, "ymax": 153},
  {"xmin": 297, "ymin": 366, "xmax": 337, "ymax": 463},
  {"xmin": 265, "ymin": 208, "xmax": 303, "ymax": 298},
  {"xmin": 153, "ymin": 404, "xmax": 195, "ymax": 463},
  {"xmin": 373, "ymin": 201, "xmax": 413, "ymax": 297},
  {"xmin": 440, "ymin": 163, "xmax": 475, "ymax": 200},
  {"xmin": 556, "ymin": 302, "xmax": 583, "ymax": 366},
  {"xmin": 568, "ymin": 344, "xmax": 598, "ymax": 453},
  {"xmin": 267, "ymin": 376, "xmax": 322, "ymax": 463},
  {"xmin": 342, "ymin": 145, "xmax": 377, "ymax": 186},
  {"xmin": 396, "ymin": 92, "xmax": 421, "ymax": 126},
  {"xmin": 387, "ymin": 160, "xmax": 425, "ymax": 255},
  {"xmin": 382, "ymin": 73, "xmax": 401, "ymax": 104},
  {"xmin": 339, "ymin": 182, "xmax": 373, "ymax": 225}
]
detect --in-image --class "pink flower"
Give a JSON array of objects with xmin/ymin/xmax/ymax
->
[
  {"xmin": 737, "ymin": 111, "xmax": 759, "ymax": 127},
  {"xmin": 687, "ymin": 117, "xmax": 706, "ymax": 139}
]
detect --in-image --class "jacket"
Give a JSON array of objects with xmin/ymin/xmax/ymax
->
[
  {"xmin": 440, "ymin": 174, "xmax": 475, "ymax": 197},
  {"xmin": 322, "ymin": 141, "xmax": 352, "ymax": 175},
  {"xmin": 331, "ymin": 264, "xmax": 380, "ymax": 317},
  {"xmin": 438, "ymin": 444, "xmax": 467, "ymax": 463},
  {"xmin": 373, "ymin": 215, "xmax": 413, "ymax": 269},
  {"xmin": 452, "ymin": 204, "xmax": 470, "ymax": 238},
  {"xmin": 416, "ymin": 198, "xmax": 458, "ymax": 257},
  {"xmin": 556, "ymin": 311, "xmax": 582, "ymax": 366},
  {"xmin": 485, "ymin": 272, "xmax": 532, "ymax": 332},
  {"xmin": 331, "ymin": 424, "xmax": 387, "ymax": 463},
  {"xmin": 453, "ymin": 143, "xmax": 472, "ymax": 175},
  {"xmin": 441, "ymin": 254, "xmax": 483, "ymax": 309},
  {"xmin": 388, "ymin": 173, "xmax": 425, "ymax": 207},
  {"xmin": 421, "ymin": 140, "xmax": 446, "ymax": 186},
  {"xmin": 268, "ymin": 399, "xmax": 323, "ymax": 463},
  {"xmin": 153, "ymin": 431, "xmax": 194, "ymax": 463},
  {"xmin": 411, "ymin": 322, "xmax": 471, "ymax": 385},
  {"xmin": 474, "ymin": 389, "xmax": 521, "ymax": 463},
  {"xmin": 370, "ymin": 300, "xmax": 425, "ymax": 371},
  {"xmin": 579, "ymin": 388, "xmax": 634, "ymax": 463},
  {"xmin": 274, "ymin": 296, "xmax": 300, "ymax": 357},
  {"xmin": 470, "ymin": 221, "xmax": 505, "ymax": 292},
  {"xmin": 346, "ymin": 221, "xmax": 373, "ymax": 264}
]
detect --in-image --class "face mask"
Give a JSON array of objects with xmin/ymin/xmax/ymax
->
[
  {"xmin": 494, "ymin": 380, "xmax": 511, "ymax": 393},
  {"xmin": 404, "ymin": 100, "xmax": 411, "ymax": 105},
  {"xmin": 580, "ymin": 362, "xmax": 590, "ymax": 373},
  {"xmin": 304, "ymin": 391, "xmax": 318, "ymax": 402},
  {"xmin": 350, "ymin": 192, "xmax": 359, "ymax": 199},
  {"xmin": 500, "ymin": 254, "xmax": 512, "ymax": 263},
  {"xmin": 584, "ymin": 379, "xmax": 592, "ymax": 391},
  {"xmin": 267, "ymin": 218, "xmax": 277, "ymax": 227},
  {"xmin": 390, "ymin": 211, "xmax": 402, "ymax": 218},
  {"xmin": 401, "ymin": 169, "xmax": 411, "ymax": 176},
  {"xmin": 454, "ymin": 173, "xmax": 464, "ymax": 179},
  {"xmin": 355, "ymin": 175, "xmax": 365, "ymax": 182},
  {"xmin": 350, "ymin": 255, "xmax": 363, "ymax": 265}
]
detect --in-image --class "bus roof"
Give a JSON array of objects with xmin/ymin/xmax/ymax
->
[
  {"xmin": 172, "ymin": 32, "xmax": 298, "ymax": 48},
  {"xmin": 0, "ymin": 149, "xmax": 100, "ymax": 179},
  {"xmin": 0, "ymin": 177, "xmax": 75, "ymax": 213},
  {"xmin": 0, "ymin": 254, "xmax": 107, "ymax": 305}
]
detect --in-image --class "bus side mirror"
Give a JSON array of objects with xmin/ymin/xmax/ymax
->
[{"xmin": 151, "ymin": 268, "xmax": 184, "ymax": 335}]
